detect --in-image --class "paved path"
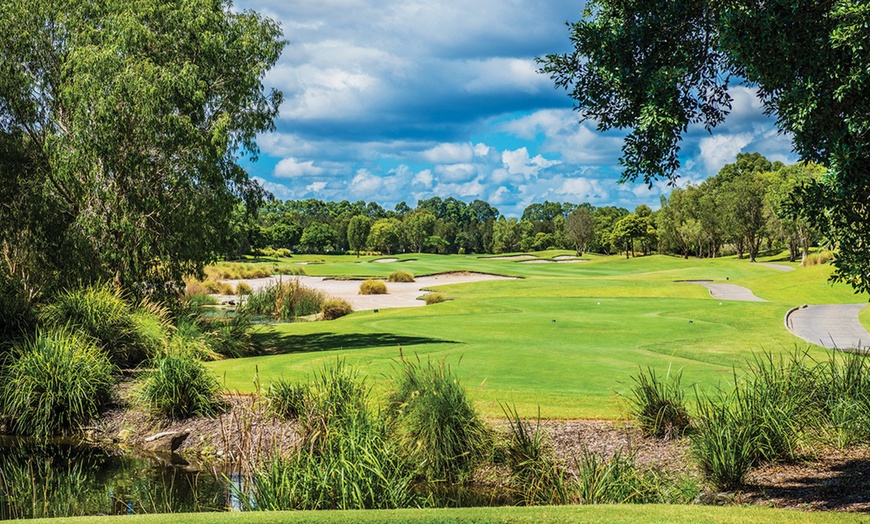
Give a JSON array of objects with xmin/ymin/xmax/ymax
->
[
  {"xmin": 683, "ymin": 281, "xmax": 767, "ymax": 302},
  {"xmin": 759, "ymin": 263, "xmax": 796, "ymax": 272},
  {"xmin": 786, "ymin": 304, "xmax": 870, "ymax": 351}
]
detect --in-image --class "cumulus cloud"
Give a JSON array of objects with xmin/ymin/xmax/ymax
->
[
  {"xmin": 422, "ymin": 143, "xmax": 474, "ymax": 163},
  {"xmin": 274, "ymin": 158, "xmax": 325, "ymax": 178}
]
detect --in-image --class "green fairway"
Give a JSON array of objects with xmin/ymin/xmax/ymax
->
[
  {"xmin": 15, "ymin": 504, "xmax": 867, "ymax": 524},
  {"xmin": 208, "ymin": 253, "xmax": 867, "ymax": 418}
]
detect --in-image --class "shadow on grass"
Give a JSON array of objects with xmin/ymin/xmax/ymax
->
[
  {"xmin": 745, "ymin": 457, "xmax": 870, "ymax": 510},
  {"xmin": 253, "ymin": 331, "xmax": 458, "ymax": 355}
]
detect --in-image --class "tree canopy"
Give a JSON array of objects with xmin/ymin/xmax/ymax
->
[
  {"xmin": 0, "ymin": 0, "xmax": 284, "ymax": 300},
  {"xmin": 540, "ymin": 0, "xmax": 870, "ymax": 295}
]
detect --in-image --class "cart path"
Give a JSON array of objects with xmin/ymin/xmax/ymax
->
[
  {"xmin": 758, "ymin": 263, "xmax": 796, "ymax": 272},
  {"xmin": 786, "ymin": 304, "xmax": 870, "ymax": 351},
  {"xmin": 683, "ymin": 281, "xmax": 767, "ymax": 302}
]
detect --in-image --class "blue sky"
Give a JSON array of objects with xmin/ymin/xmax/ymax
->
[{"xmin": 237, "ymin": 0, "xmax": 798, "ymax": 216}]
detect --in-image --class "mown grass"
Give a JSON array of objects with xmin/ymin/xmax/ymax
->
[
  {"xmin": 860, "ymin": 304, "xmax": 870, "ymax": 332},
  {"xmin": 14, "ymin": 504, "xmax": 866, "ymax": 524},
  {"xmin": 208, "ymin": 252, "xmax": 867, "ymax": 419}
]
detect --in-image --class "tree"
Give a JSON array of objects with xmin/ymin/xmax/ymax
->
[
  {"xmin": 368, "ymin": 218, "xmax": 401, "ymax": 255},
  {"xmin": 404, "ymin": 210, "xmax": 437, "ymax": 253},
  {"xmin": 0, "ymin": 0, "xmax": 284, "ymax": 296},
  {"xmin": 299, "ymin": 223, "xmax": 336, "ymax": 254},
  {"xmin": 347, "ymin": 215, "xmax": 372, "ymax": 257},
  {"xmin": 541, "ymin": 0, "xmax": 870, "ymax": 294},
  {"xmin": 566, "ymin": 207, "xmax": 595, "ymax": 255}
]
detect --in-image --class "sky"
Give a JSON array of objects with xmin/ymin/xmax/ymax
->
[{"xmin": 236, "ymin": 0, "xmax": 798, "ymax": 217}]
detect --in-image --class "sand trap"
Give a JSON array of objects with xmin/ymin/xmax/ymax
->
[
  {"xmin": 372, "ymin": 258, "xmax": 399, "ymax": 263},
  {"xmin": 222, "ymin": 273, "xmax": 516, "ymax": 312},
  {"xmin": 553, "ymin": 255, "xmax": 579, "ymax": 260},
  {"xmin": 557, "ymin": 259, "xmax": 587, "ymax": 264},
  {"xmin": 521, "ymin": 259, "xmax": 555, "ymax": 264},
  {"xmin": 484, "ymin": 255, "xmax": 537, "ymax": 260},
  {"xmin": 759, "ymin": 263, "xmax": 796, "ymax": 272},
  {"xmin": 682, "ymin": 281, "xmax": 766, "ymax": 302}
]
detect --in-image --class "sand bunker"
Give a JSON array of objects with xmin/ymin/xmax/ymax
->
[
  {"xmin": 553, "ymin": 255, "xmax": 578, "ymax": 260},
  {"xmin": 222, "ymin": 273, "xmax": 516, "ymax": 312},
  {"xmin": 521, "ymin": 259, "xmax": 555, "ymax": 264},
  {"xmin": 372, "ymin": 258, "xmax": 399, "ymax": 263},
  {"xmin": 484, "ymin": 255, "xmax": 537, "ymax": 260}
]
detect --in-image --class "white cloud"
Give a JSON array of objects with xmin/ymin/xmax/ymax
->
[
  {"xmin": 698, "ymin": 133, "xmax": 754, "ymax": 175},
  {"xmin": 274, "ymin": 157, "xmax": 325, "ymax": 178},
  {"xmin": 502, "ymin": 147, "xmax": 560, "ymax": 179},
  {"xmin": 422, "ymin": 143, "xmax": 474, "ymax": 163},
  {"xmin": 412, "ymin": 169, "xmax": 434, "ymax": 188},
  {"xmin": 551, "ymin": 177, "xmax": 609, "ymax": 202},
  {"xmin": 306, "ymin": 181, "xmax": 328, "ymax": 193},
  {"xmin": 349, "ymin": 169, "xmax": 385, "ymax": 197},
  {"xmin": 434, "ymin": 163, "xmax": 478, "ymax": 183}
]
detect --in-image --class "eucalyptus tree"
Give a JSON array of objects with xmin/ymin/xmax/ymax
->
[
  {"xmin": 541, "ymin": 0, "xmax": 870, "ymax": 294},
  {"xmin": 0, "ymin": 0, "xmax": 284, "ymax": 296}
]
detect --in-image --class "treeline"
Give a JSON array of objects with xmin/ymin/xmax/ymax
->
[{"xmin": 237, "ymin": 153, "xmax": 824, "ymax": 262}]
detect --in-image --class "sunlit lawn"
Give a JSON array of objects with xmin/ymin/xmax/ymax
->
[{"xmin": 207, "ymin": 252, "xmax": 867, "ymax": 419}]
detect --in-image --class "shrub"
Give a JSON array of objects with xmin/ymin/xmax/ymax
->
[
  {"xmin": 387, "ymin": 270, "xmax": 414, "ymax": 283},
  {"xmin": 1, "ymin": 328, "xmax": 115, "ymax": 437},
  {"xmin": 267, "ymin": 379, "xmax": 309, "ymax": 420},
  {"xmin": 299, "ymin": 360, "xmax": 370, "ymax": 448},
  {"xmin": 202, "ymin": 309, "xmax": 257, "ymax": 358},
  {"xmin": 575, "ymin": 448, "xmax": 678, "ymax": 504},
  {"xmin": 359, "ymin": 279, "xmax": 387, "ymax": 295},
  {"xmin": 242, "ymin": 278, "xmax": 325, "ymax": 320},
  {"xmin": 386, "ymin": 356, "xmax": 490, "ymax": 482},
  {"xmin": 40, "ymin": 283, "xmax": 148, "ymax": 367},
  {"xmin": 236, "ymin": 281, "xmax": 253, "ymax": 295},
  {"xmin": 129, "ymin": 300, "xmax": 173, "ymax": 359},
  {"xmin": 803, "ymin": 250, "xmax": 834, "ymax": 266},
  {"xmin": 424, "ymin": 292, "xmax": 446, "ymax": 305},
  {"xmin": 321, "ymin": 298, "xmax": 353, "ymax": 320},
  {"xmin": 628, "ymin": 367, "xmax": 691, "ymax": 439},
  {"xmin": 141, "ymin": 340, "xmax": 226, "ymax": 419},
  {"xmin": 690, "ymin": 392, "xmax": 760, "ymax": 491}
]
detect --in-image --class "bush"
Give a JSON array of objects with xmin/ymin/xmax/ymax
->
[
  {"xmin": 628, "ymin": 367, "xmax": 691, "ymax": 439},
  {"xmin": 387, "ymin": 270, "xmax": 414, "ymax": 283},
  {"xmin": 1, "ymin": 328, "xmax": 115, "ymax": 437},
  {"xmin": 386, "ymin": 356, "xmax": 490, "ymax": 482},
  {"xmin": 690, "ymin": 392, "xmax": 760, "ymax": 491},
  {"xmin": 236, "ymin": 281, "xmax": 253, "ymax": 295},
  {"xmin": 359, "ymin": 279, "xmax": 387, "ymax": 295},
  {"xmin": 242, "ymin": 278, "xmax": 325, "ymax": 321},
  {"xmin": 299, "ymin": 360, "xmax": 370, "ymax": 448},
  {"xmin": 575, "ymin": 448, "xmax": 681, "ymax": 504},
  {"xmin": 803, "ymin": 250, "xmax": 834, "ymax": 266},
  {"xmin": 141, "ymin": 340, "xmax": 226, "ymax": 419},
  {"xmin": 40, "ymin": 283, "xmax": 149, "ymax": 367},
  {"xmin": 502, "ymin": 404, "xmax": 570, "ymax": 505},
  {"xmin": 202, "ymin": 309, "xmax": 257, "ymax": 358},
  {"xmin": 267, "ymin": 379, "xmax": 309, "ymax": 420},
  {"xmin": 424, "ymin": 292, "xmax": 446, "ymax": 305},
  {"xmin": 321, "ymin": 298, "xmax": 353, "ymax": 320}
]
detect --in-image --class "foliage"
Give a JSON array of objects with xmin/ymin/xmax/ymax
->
[
  {"xmin": 236, "ymin": 281, "xmax": 253, "ymax": 295},
  {"xmin": 141, "ymin": 340, "xmax": 226, "ymax": 419},
  {"xmin": 540, "ymin": 0, "xmax": 870, "ymax": 294},
  {"xmin": 347, "ymin": 215, "xmax": 372, "ymax": 257},
  {"xmin": 320, "ymin": 298, "xmax": 354, "ymax": 320},
  {"xmin": 359, "ymin": 279, "xmax": 388, "ymax": 295},
  {"xmin": 39, "ymin": 283, "xmax": 151, "ymax": 367},
  {"xmin": 297, "ymin": 360, "xmax": 371, "ymax": 449},
  {"xmin": 242, "ymin": 278, "xmax": 326, "ymax": 320},
  {"xmin": 628, "ymin": 367, "xmax": 691, "ymax": 440},
  {"xmin": 423, "ymin": 292, "xmax": 446, "ymax": 305},
  {"xmin": 0, "ymin": 0, "xmax": 284, "ymax": 297},
  {"xmin": 803, "ymin": 251, "xmax": 834, "ymax": 267},
  {"xmin": 266, "ymin": 378, "xmax": 309, "ymax": 420},
  {"xmin": 1, "ymin": 327, "xmax": 114, "ymax": 437},
  {"xmin": 387, "ymin": 270, "xmax": 415, "ymax": 283},
  {"xmin": 386, "ymin": 355, "xmax": 490, "ymax": 482},
  {"xmin": 575, "ymin": 448, "xmax": 689, "ymax": 504}
]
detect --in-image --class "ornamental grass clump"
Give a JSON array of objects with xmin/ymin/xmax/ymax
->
[
  {"xmin": 359, "ymin": 279, "xmax": 387, "ymax": 295},
  {"xmin": 387, "ymin": 270, "xmax": 414, "ymax": 283},
  {"xmin": 320, "ymin": 298, "xmax": 353, "ymax": 320},
  {"xmin": 501, "ymin": 404, "xmax": 570, "ymax": 505},
  {"xmin": 242, "ymin": 278, "xmax": 325, "ymax": 320},
  {"xmin": 628, "ymin": 367, "xmax": 691, "ymax": 439},
  {"xmin": 386, "ymin": 355, "xmax": 490, "ymax": 482},
  {"xmin": 424, "ymin": 292, "xmax": 446, "ymax": 305},
  {"xmin": 299, "ymin": 360, "xmax": 370, "ymax": 449},
  {"xmin": 1, "ymin": 327, "xmax": 114, "ymax": 437},
  {"xmin": 267, "ymin": 378, "xmax": 309, "ymax": 420},
  {"xmin": 141, "ymin": 338, "xmax": 226, "ymax": 419}
]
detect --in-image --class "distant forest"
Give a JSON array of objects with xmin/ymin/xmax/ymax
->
[{"xmin": 235, "ymin": 154, "xmax": 824, "ymax": 264}]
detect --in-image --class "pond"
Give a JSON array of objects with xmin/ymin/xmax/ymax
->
[{"xmin": 0, "ymin": 438, "xmax": 235, "ymax": 520}]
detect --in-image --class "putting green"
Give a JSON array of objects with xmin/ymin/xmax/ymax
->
[{"xmin": 207, "ymin": 253, "xmax": 866, "ymax": 419}]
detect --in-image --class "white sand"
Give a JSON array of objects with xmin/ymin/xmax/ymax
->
[
  {"xmin": 484, "ymin": 255, "xmax": 537, "ymax": 260},
  {"xmin": 372, "ymin": 258, "xmax": 399, "ymax": 263},
  {"xmin": 222, "ymin": 273, "xmax": 515, "ymax": 311}
]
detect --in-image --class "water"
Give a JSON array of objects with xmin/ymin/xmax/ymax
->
[{"xmin": 0, "ymin": 438, "xmax": 233, "ymax": 520}]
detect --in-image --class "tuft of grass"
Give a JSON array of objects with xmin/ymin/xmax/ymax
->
[
  {"xmin": 141, "ymin": 339, "xmax": 226, "ymax": 419},
  {"xmin": 501, "ymin": 404, "xmax": 570, "ymax": 505},
  {"xmin": 802, "ymin": 250, "xmax": 834, "ymax": 266},
  {"xmin": 242, "ymin": 278, "xmax": 326, "ymax": 321},
  {"xmin": 386, "ymin": 355, "xmax": 490, "ymax": 482},
  {"xmin": 575, "ymin": 448, "xmax": 665, "ymax": 504},
  {"xmin": 387, "ymin": 270, "xmax": 415, "ymax": 283},
  {"xmin": 298, "ymin": 359, "xmax": 371, "ymax": 449},
  {"xmin": 359, "ymin": 279, "xmax": 387, "ymax": 295},
  {"xmin": 690, "ymin": 391, "xmax": 759, "ymax": 491},
  {"xmin": 267, "ymin": 378, "xmax": 309, "ymax": 420},
  {"xmin": 0, "ymin": 327, "xmax": 115, "ymax": 437},
  {"xmin": 321, "ymin": 298, "xmax": 354, "ymax": 320},
  {"xmin": 628, "ymin": 367, "xmax": 691, "ymax": 440},
  {"xmin": 39, "ymin": 283, "xmax": 148, "ymax": 367},
  {"xmin": 424, "ymin": 292, "xmax": 446, "ymax": 305},
  {"xmin": 236, "ymin": 281, "xmax": 253, "ymax": 295}
]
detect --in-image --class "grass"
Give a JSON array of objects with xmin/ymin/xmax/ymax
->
[
  {"xmin": 141, "ymin": 339, "xmax": 226, "ymax": 419},
  {"xmin": 14, "ymin": 504, "xmax": 867, "ymax": 524},
  {"xmin": 207, "ymin": 252, "xmax": 868, "ymax": 419},
  {"xmin": 860, "ymin": 304, "xmax": 870, "ymax": 332},
  {"xmin": 359, "ymin": 279, "xmax": 388, "ymax": 294}
]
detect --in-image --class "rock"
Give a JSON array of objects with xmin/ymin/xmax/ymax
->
[{"xmin": 143, "ymin": 429, "xmax": 191, "ymax": 453}]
